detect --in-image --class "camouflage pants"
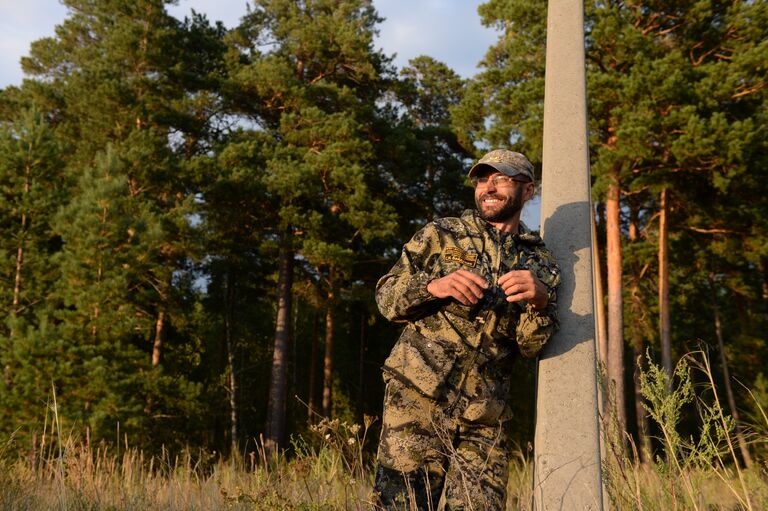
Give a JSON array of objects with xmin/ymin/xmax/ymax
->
[{"xmin": 374, "ymin": 378, "xmax": 511, "ymax": 510}]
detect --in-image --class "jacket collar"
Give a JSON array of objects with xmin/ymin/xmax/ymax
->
[{"xmin": 461, "ymin": 209, "xmax": 544, "ymax": 245}]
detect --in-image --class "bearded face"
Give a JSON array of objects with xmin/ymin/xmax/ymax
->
[{"xmin": 474, "ymin": 175, "xmax": 528, "ymax": 222}]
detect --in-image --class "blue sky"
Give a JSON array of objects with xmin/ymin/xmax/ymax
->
[{"xmin": 0, "ymin": 0, "xmax": 498, "ymax": 88}]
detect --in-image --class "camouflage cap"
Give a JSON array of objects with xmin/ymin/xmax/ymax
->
[{"xmin": 467, "ymin": 149, "xmax": 535, "ymax": 181}]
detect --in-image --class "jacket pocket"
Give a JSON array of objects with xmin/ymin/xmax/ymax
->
[{"xmin": 382, "ymin": 327, "xmax": 458, "ymax": 399}]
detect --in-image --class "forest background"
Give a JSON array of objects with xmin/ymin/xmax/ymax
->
[{"xmin": 0, "ymin": 0, "xmax": 766, "ymax": 475}]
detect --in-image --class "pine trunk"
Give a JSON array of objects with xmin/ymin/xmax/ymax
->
[
  {"xmin": 631, "ymin": 339, "xmax": 652, "ymax": 462},
  {"xmin": 628, "ymin": 206, "xmax": 651, "ymax": 462},
  {"xmin": 592, "ymin": 204, "xmax": 608, "ymax": 374},
  {"xmin": 225, "ymin": 270, "xmax": 239, "ymax": 456},
  {"xmin": 12, "ymin": 228, "xmax": 25, "ymax": 313},
  {"xmin": 307, "ymin": 310, "xmax": 319, "ymax": 422},
  {"xmin": 151, "ymin": 311, "xmax": 165, "ymax": 367},
  {"xmin": 711, "ymin": 279, "xmax": 752, "ymax": 468},
  {"xmin": 606, "ymin": 167, "xmax": 626, "ymax": 431},
  {"xmin": 11, "ymin": 171, "xmax": 30, "ymax": 337},
  {"xmin": 760, "ymin": 257, "xmax": 768, "ymax": 318},
  {"xmin": 659, "ymin": 188, "xmax": 672, "ymax": 382},
  {"xmin": 322, "ymin": 284, "xmax": 336, "ymax": 419},
  {"xmin": 357, "ymin": 310, "xmax": 366, "ymax": 419},
  {"xmin": 265, "ymin": 240, "xmax": 294, "ymax": 455}
]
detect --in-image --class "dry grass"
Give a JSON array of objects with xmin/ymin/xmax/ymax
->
[
  {"xmin": 0, "ymin": 437, "xmax": 537, "ymax": 511},
  {"xmin": 1, "ymin": 443, "xmax": 763, "ymax": 511},
  {"xmin": 0, "ymin": 428, "xmax": 377, "ymax": 510},
  {"xmin": 3, "ymin": 351, "xmax": 768, "ymax": 510}
]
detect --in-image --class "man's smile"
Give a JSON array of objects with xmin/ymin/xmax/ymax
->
[{"xmin": 480, "ymin": 195, "xmax": 506, "ymax": 205}]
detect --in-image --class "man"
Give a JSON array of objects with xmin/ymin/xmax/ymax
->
[{"xmin": 373, "ymin": 149, "xmax": 561, "ymax": 510}]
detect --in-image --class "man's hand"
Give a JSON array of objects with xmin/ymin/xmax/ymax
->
[
  {"xmin": 499, "ymin": 270, "xmax": 548, "ymax": 310},
  {"xmin": 427, "ymin": 269, "xmax": 489, "ymax": 306}
]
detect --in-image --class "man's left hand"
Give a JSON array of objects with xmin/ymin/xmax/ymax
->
[{"xmin": 498, "ymin": 270, "xmax": 548, "ymax": 310}]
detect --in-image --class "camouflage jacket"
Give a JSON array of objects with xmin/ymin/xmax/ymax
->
[{"xmin": 376, "ymin": 209, "xmax": 560, "ymax": 424}]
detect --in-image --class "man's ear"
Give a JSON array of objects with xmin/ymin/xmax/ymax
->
[{"xmin": 524, "ymin": 182, "xmax": 536, "ymax": 201}]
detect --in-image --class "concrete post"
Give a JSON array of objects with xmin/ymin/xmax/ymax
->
[{"xmin": 533, "ymin": 0, "xmax": 604, "ymax": 509}]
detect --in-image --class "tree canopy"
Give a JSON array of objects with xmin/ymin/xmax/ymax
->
[{"xmin": 0, "ymin": 0, "xmax": 766, "ymax": 463}]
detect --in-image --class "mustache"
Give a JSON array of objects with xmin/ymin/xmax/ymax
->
[{"xmin": 480, "ymin": 194, "xmax": 506, "ymax": 201}]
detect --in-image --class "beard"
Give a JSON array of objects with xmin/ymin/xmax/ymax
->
[{"xmin": 475, "ymin": 189, "xmax": 524, "ymax": 222}]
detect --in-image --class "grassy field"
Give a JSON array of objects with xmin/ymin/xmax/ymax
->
[
  {"xmin": 2, "ymin": 352, "xmax": 767, "ymax": 510},
  {"xmin": 1, "ymin": 438, "xmax": 765, "ymax": 510}
]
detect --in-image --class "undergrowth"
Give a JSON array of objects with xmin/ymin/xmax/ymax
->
[
  {"xmin": 3, "ymin": 351, "xmax": 768, "ymax": 510},
  {"xmin": 602, "ymin": 350, "xmax": 768, "ymax": 510}
]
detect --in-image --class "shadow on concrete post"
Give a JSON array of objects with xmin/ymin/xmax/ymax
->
[{"xmin": 540, "ymin": 201, "xmax": 595, "ymax": 356}]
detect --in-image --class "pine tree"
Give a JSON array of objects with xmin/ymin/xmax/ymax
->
[
  {"xmin": 0, "ymin": 108, "xmax": 63, "ymax": 331},
  {"xmin": 4, "ymin": 0, "xmax": 225, "ymax": 448},
  {"xmin": 587, "ymin": 0, "xmax": 768, "ymax": 448},
  {"xmin": 225, "ymin": 0, "xmax": 397, "ymax": 453},
  {"xmin": 0, "ymin": 108, "xmax": 67, "ymax": 440},
  {"xmin": 52, "ymin": 148, "xmax": 171, "ymax": 440},
  {"xmin": 394, "ymin": 56, "xmax": 472, "ymax": 223}
]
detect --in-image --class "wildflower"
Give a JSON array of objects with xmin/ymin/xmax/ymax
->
[{"xmin": 363, "ymin": 414, "xmax": 377, "ymax": 429}]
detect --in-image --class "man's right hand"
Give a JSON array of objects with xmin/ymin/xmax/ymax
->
[{"xmin": 427, "ymin": 269, "xmax": 489, "ymax": 306}]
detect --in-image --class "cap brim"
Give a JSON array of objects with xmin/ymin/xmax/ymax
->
[{"xmin": 467, "ymin": 162, "xmax": 528, "ymax": 178}]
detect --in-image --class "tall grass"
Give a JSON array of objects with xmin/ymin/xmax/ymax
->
[
  {"xmin": 0, "ymin": 417, "xmax": 380, "ymax": 511},
  {"xmin": 3, "ymin": 352, "xmax": 768, "ymax": 510},
  {"xmin": 602, "ymin": 350, "xmax": 768, "ymax": 510}
]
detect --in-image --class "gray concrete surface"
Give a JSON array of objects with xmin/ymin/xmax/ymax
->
[{"xmin": 533, "ymin": 0, "xmax": 604, "ymax": 509}]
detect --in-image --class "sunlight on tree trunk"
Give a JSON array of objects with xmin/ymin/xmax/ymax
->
[
  {"xmin": 606, "ymin": 166, "xmax": 626, "ymax": 431},
  {"xmin": 659, "ymin": 188, "xmax": 672, "ymax": 383},
  {"xmin": 152, "ymin": 311, "xmax": 164, "ymax": 367}
]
